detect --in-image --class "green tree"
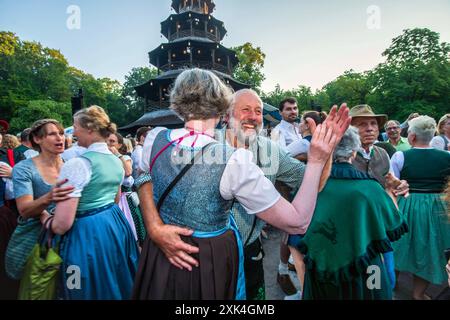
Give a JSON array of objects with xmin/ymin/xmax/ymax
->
[
  {"xmin": 0, "ymin": 31, "xmax": 130, "ymax": 128},
  {"xmin": 122, "ymin": 67, "xmax": 158, "ymax": 119},
  {"xmin": 262, "ymin": 84, "xmax": 315, "ymax": 113},
  {"xmin": 383, "ymin": 28, "xmax": 450, "ymax": 66},
  {"xmin": 68, "ymin": 67, "xmax": 108, "ymax": 107},
  {"xmin": 312, "ymin": 90, "xmax": 331, "ymax": 112},
  {"xmin": 367, "ymin": 60, "xmax": 450, "ymax": 120},
  {"xmin": 368, "ymin": 28, "xmax": 450, "ymax": 120},
  {"xmin": 0, "ymin": 31, "xmax": 72, "ymax": 121},
  {"xmin": 231, "ymin": 42, "xmax": 266, "ymax": 92},
  {"xmin": 319, "ymin": 70, "xmax": 370, "ymax": 108},
  {"xmin": 9, "ymin": 100, "xmax": 72, "ymax": 133},
  {"xmin": 99, "ymin": 78, "xmax": 129, "ymax": 128}
]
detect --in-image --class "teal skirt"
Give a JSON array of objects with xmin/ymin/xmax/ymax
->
[
  {"xmin": 393, "ymin": 193, "xmax": 450, "ymax": 285},
  {"xmin": 59, "ymin": 204, "xmax": 140, "ymax": 300}
]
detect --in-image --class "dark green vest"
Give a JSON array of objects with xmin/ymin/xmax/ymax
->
[
  {"xmin": 353, "ymin": 146, "xmax": 390, "ymax": 187},
  {"xmin": 400, "ymin": 148, "xmax": 450, "ymax": 193}
]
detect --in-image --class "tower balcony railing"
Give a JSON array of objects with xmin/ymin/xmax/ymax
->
[
  {"xmin": 169, "ymin": 29, "xmax": 219, "ymax": 42},
  {"xmin": 179, "ymin": 6, "xmax": 207, "ymax": 15},
  {"xmin": 160, "ymin": 60, "xmax": 231, "ymax": 75}
]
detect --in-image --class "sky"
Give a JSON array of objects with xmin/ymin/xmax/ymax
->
[{"xmin": 1, "ymin": 0, "xmax": 449, "ymax": 92}]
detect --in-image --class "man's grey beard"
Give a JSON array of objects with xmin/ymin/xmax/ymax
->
[{"xmin": 228, "ymin": 116, "xmax": 262, "ymax": 147}]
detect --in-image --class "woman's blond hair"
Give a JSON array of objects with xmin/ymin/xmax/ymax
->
[
  {"xmin": 2, "ymin": 134, "xmax": 20, "ymax": 149},
  {"xmin": 122, "ymin": 138, "xmax": 133, "ymax": 154},
  {"xmin": 437, "ymin": 114, "xmax": 450, "ymax": 135},
  {"xmin": 74, "ymin": 105, "xmax": 116, "ymax": 139}
]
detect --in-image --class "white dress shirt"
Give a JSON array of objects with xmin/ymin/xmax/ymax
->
[
  {"xmin": 272, "ymin": 120, "xmax": 302, "ymax": 150},
  {"xmin": 131, "ymin": 144, "xmax": 143, "ymax": 179}
]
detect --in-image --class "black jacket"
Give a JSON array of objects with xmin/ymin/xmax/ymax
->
[{"xmin": 0, "ymin": 147, "xmax": 25, "ymax": 166}]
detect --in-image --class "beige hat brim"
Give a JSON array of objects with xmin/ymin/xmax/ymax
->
[{"xmin": 351, "ymin": 114, "xmax": 388, "ymax": 128}]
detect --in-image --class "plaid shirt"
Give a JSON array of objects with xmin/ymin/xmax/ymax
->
[{"xmin": 230, "ymin": 135, "xmax": 305, "ymax": 246}]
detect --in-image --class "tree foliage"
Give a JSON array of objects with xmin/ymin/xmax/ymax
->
[
  {"xmin": 0, "ymin": 31, "xmax": 137, "ymax": 131},
  {"xmin": 367, "ymin": 28, "xmax": 450, "ymax": 120},
  {"xmin": 123, "ymin": 67, "xmax": 158, "ymax": 117},
  {"xmin": 0, "ymin": 32, "xmax": 72, "ymax": 121},
  {"xmin": 262, "ymin": 28, "xmax": 450, "ymax": 122},
  {"xmin": 261, "ymin": 84, "xmax": 314, "ymax": 112},
  {"xmin": 2, "ymin": 28, "xmax": 449, "ymax": 132},
  {"xmin": 231, "ymin": 42, "xmax": 266, "ymax": 93},
  {"xmin": 382, "ymin": 28, "xmax": 450, "ymax": 66},
  {"xmin": 9, "ymin": 100, "xmax": 72, "ymax": 132}
]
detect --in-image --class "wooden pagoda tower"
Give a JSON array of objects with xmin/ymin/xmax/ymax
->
[{"xmin": 135, "ymin": 0, "xmax": 249, "ymax": 112}]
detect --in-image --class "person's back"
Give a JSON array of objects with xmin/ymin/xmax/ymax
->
[
  {"xmin": 54, "ymin": 107, "xmax": 139, "ymax": 301},
  {"xmin": 400, "ymin": 148, "xmax": 450, "ymax": 193},
  {"xmin": 0, "ymin": 147, "xmax": 25, "ymax": 167},
  {"xmin": 77, "ymin": 151, "xmax": 123, "ymax": 212},
  {"xmin": 131, "ymin": 144, "xmax": 143, "ymax": 179},
  {"xmin": 151, "ymin": 130, "xmax": 235, "ymax": 232},
  {"xmin": 299, "ymin": 162, "xmax": 407, "ymax": 300},
  {"xmin": 14, "ymin": 144, "xmax": 28, "ymax": 156}
]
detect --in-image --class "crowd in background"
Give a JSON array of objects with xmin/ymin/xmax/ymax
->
[{"xmin": 0, "ymin": 69, "xmax": 449, "ymax": 301}]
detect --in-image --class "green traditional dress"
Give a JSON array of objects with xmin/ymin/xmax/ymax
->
[
  {"xmin": 392, "ymin": 148, "xmax": 450, "ymax": 285},
  {"xmin": 298, "ymin": 162, "xmax": 408, "ymax": 300}
]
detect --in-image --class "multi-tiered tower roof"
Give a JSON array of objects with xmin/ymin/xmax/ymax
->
[{"xmin": 135, "ymin": 0, "xmax": 249, "ymax": 112}]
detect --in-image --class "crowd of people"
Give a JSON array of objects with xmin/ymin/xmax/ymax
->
[{"xmin": 0, "ymin": 68, "xmax": 449, "ymax": 301}]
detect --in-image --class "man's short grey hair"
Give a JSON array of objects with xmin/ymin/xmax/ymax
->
[
  {"xmin": 333, "ymin": 126, "xmax": 361, "ymax": 162},
  {"xmin": 408, "ymin": 116, "xmax": 436, "ymax": 144},
  {"xmin": 229, "ymin": 89, "xmax": 263, "ymax": 116},
  {"xmin": 384, "ymin": 120, "xmax": 401, "ymax": 130},
  {"xmin": 170, "ymin": 68, "xmax": 234, "ymax": 121}
]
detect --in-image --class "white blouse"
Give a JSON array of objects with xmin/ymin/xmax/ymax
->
[
  {"xmin": 430, "ymin": 136, "xmax": 449, "ymax": 151},
  {"xmin": 59, "ymin": 143, "xmax": 124, "ymax": 198},
  {"xmin": 121, "ymin": 155, "xmax": 134, "ymax": 188},
  {"xmin": 140, "ymin": 127, "xmax": 281, "ymax": 215}
]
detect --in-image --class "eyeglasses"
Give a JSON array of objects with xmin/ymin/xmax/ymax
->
[{"xmin": 386, "ymin": 126, "xmax": 400, "ymax": 131}]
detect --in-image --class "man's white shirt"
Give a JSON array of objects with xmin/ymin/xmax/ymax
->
[{"xmin": 272, "ymin": 120, "xmax": 302, "ymax": 150}]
